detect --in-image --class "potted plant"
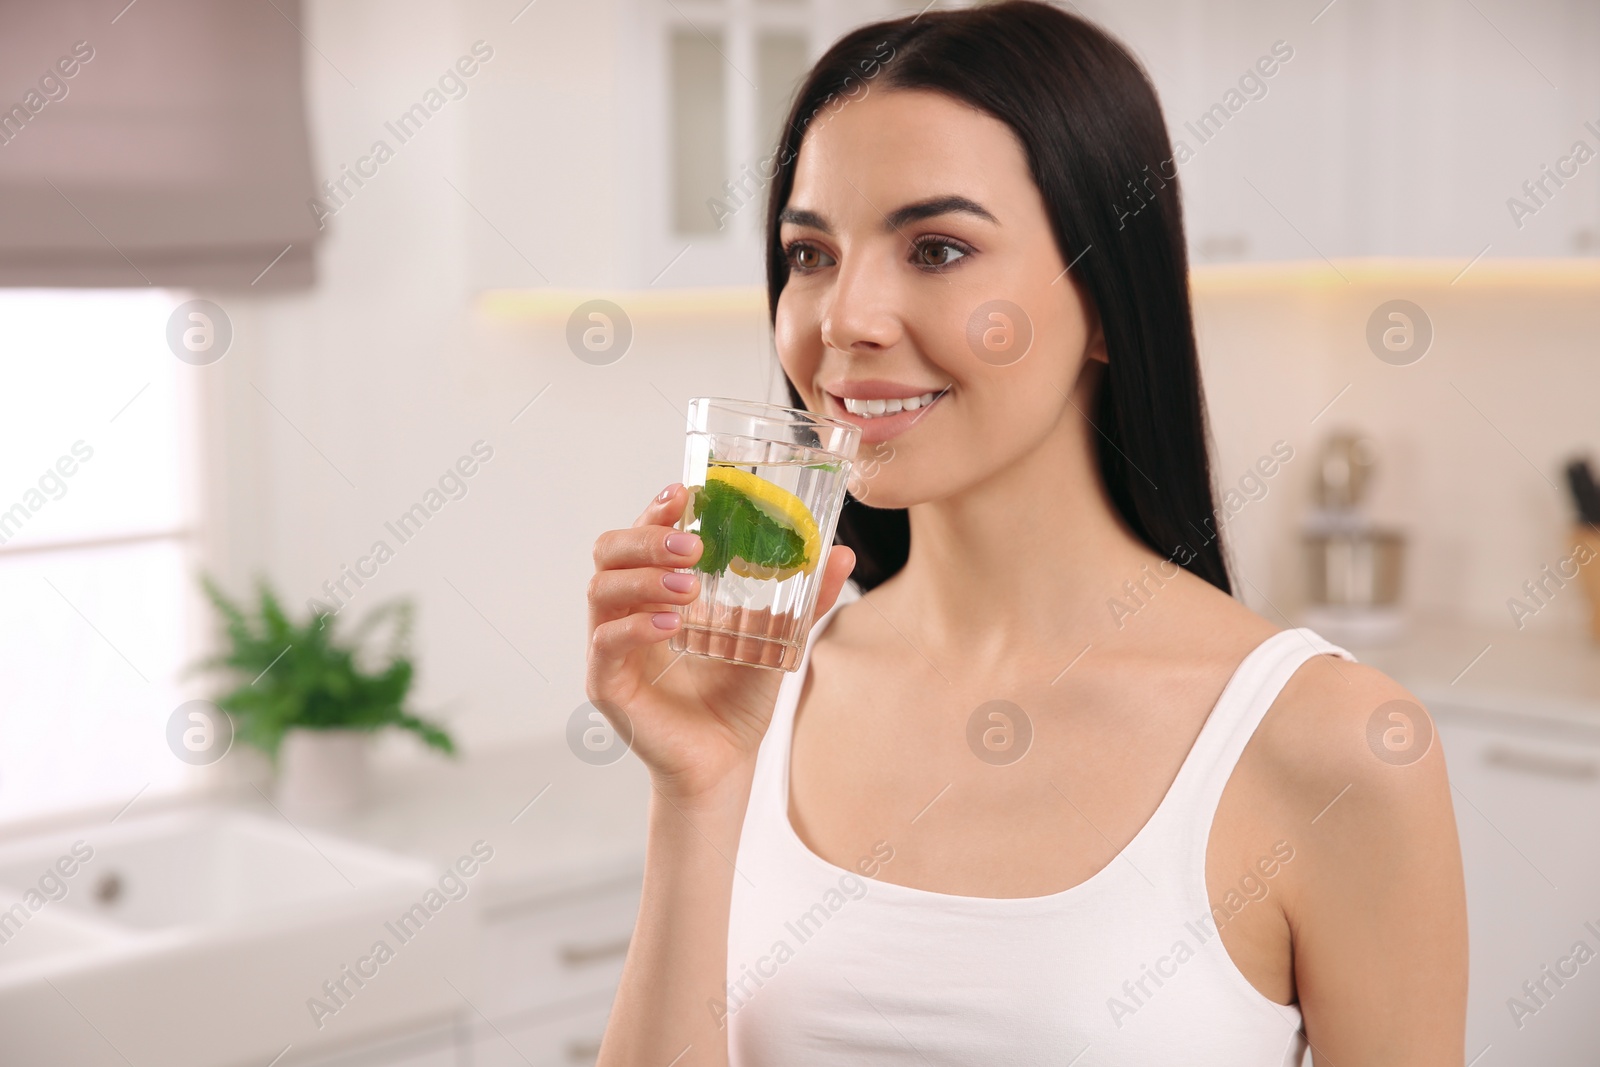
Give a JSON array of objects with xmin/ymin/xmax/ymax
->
[{"xmin": 194, "ymin": 576, "xmax": 455, "ymax": 818}]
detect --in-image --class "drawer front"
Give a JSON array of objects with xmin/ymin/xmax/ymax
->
[
  {"xmin": 286, "ymin": 1020, "xmax": 465, "ymax": 1067},
  {"xmin": 472, "ymin": 1005, "xmax": 610, "ymax": 1067},
  {"xmin": 1437, "ymin": 711, "xmax": 1600, "ymax": 1067},
  {"xmin": 479, "ymin": 882, "xmax": 641, "ymax": 1016}
]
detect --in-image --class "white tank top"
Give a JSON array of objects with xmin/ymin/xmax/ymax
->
[{"xmin": 725, "ymin": 579, "xmax": 1357, "ymax": 1066}]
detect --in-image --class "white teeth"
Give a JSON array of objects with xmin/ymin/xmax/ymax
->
[{"xmin": 841, "ymin": 390, "xmax": 942, "ymax": 418}]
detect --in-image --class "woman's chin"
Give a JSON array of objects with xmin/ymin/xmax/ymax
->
[{"xmin": 846, "ymin": 482, "xmax": 923, "ymax": 511}]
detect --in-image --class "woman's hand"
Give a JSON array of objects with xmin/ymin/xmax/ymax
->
[{"xmin": 586, "ymin": 482, "xmax": 856, "ymax": 808}]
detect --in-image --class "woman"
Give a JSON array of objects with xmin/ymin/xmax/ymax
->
[{"xmin": 586, "ymin": 4, "xmax": 1466, "ymax": 1064}]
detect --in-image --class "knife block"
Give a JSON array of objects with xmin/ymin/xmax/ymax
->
[{"xmin": 1577, "ymin": 524, "xmax": 1600, "ymax": 643}]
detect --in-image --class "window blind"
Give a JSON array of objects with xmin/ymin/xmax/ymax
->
[{"xmin": 0, "ymin": 0, "xmax": 321, "ymax": 289}]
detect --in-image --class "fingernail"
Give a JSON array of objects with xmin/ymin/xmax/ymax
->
[
  {"xmin": 652, "ymin": 612, "xmax": 680, "ymax": 629},
  {"xmin": 666, "ymin": 532, "xmax": 699, "ymax": 556},
  {"xmin": 662, "ymin": 571, "xmax": 695, "ymax": 593},
  {"xmin": 657, "ymin": 483, "xmax": 681, "ymax": 503}
]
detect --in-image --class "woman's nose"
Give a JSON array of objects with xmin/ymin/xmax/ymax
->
[{"xmin": 820, "ymin": 250, "xmax": 904, "ymax": 354}]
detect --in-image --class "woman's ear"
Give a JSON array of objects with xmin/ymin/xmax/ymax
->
[
  {"xmin": 1086, "ymin": 328, "xmax": 1109, "ymax": 365},
  {"xmin": 1083, "ymin": 301, "xmax": 1109, "ymax": 365}
]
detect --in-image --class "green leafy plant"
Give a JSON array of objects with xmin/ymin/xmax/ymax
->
[{"xmin": 193, "ymin": 576, "xmax": 455, "ymax": 760}]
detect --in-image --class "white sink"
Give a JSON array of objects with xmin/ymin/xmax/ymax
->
[
  {"xmin": 0, "ymin": 905, "xmax": 124, "ymax": 967},
  {"xmin": 0, "ymin": 807, "xmax": 477, "ymax": 1067}
]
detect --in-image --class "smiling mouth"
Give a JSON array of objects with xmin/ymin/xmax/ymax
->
[
  {"xmin": 834, "ymin": 387, "xmax": 948, "ymax": 419},
  {"xmin": 838, "ymin": 385, "xmax": 934, "ymax": 415}
]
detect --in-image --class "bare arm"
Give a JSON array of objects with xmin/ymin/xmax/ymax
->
[
  {"xmin": 587, "ymin": 483, "xmax": 856, "ymax": 1067},
  {"xmin": 1278, "ymin": 663, "xmax": 1469, "ymax": 1065},
  {"xmin": 600, "ymin": 779, "xmax": 751, "ymax": 1067}
]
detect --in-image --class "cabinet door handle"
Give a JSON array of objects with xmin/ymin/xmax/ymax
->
[
  {"xmin": 1483, "ymin": 744, "xmax": 1599, "ymax": 781},
  {"xmin": 559, "ymin": 933, "xmax": 632, "ymax": 967},
  {"xmin": 566, "ymin": 1037, "xmax": 603, "ymax": 1063}
]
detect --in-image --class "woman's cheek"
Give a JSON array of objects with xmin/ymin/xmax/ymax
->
[{"xmin": 773, "ymin": 300, "xmax": 822, "ymax": 384}]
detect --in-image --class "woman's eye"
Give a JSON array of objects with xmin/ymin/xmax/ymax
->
[
  {"xmin": 913, "ymin": 240, "xmax": 968, "ymax": 269},
  {"xmin": 786, "ymin": 242, "xmax": 835, "ymax": 272}
]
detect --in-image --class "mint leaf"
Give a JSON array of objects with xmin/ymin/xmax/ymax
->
[{"xmin": 691, "ymin": 478, "xmax": 806, "ymax": 576}]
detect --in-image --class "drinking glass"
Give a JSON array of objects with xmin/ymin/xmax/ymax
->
[{"xmin": 669, "ymin": 397, "xmax": 861, "ymax": 671}]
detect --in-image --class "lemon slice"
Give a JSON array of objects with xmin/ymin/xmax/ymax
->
[{"xmin": 693, "ymin": 464, "xmax": 821, "ymax": 581}]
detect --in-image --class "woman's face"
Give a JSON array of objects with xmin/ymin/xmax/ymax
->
[{"xmin": 776, "ymin": 88, "xmax": 1106, "ymax": 509}]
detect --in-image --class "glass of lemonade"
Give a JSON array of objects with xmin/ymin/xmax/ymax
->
[{"xmin": 669, "ymin": 397, "xmax": 861, "ymax": 671}]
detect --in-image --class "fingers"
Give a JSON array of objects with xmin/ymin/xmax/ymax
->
[
  {"xmin": 588, "ymin": 484, "xmax": 853, "ymax": 686},
  {"xmin": 810, "ymin": 544, "xmax": 858, "ymax": 620},
  {"xmin": 633, "ymin": 482, "xmax": 688, "ymax": 529},
  {"xmin": 589, "ymin": 565, "xmax": 700, "ymax": 618},
  {"xmin": 589, "ymin": 484, "xmax": 703, "ymax": 632},
  {"xmin": 599, "ymin": 481, "xmax": 701, "ymax": 569},
  {"xmin": 588, "ymin": 610, "xmax": 683, "ymax": 690}
]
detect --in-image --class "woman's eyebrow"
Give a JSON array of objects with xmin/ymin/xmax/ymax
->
[
  {"xmin": 777, "ymin": 207, "xmax": 831, "ymax": 232},
  {"xmin": 777, "ymin": 195, "xmax": 999, "ymax": 235},
  {"xmin": 884, "ymin": 195, "xmax": 998, "ymax": 229}
]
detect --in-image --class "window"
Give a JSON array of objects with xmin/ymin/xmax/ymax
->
[
  {"xmin": 665, "ymin": 0, "xmax": 816, "ymax": 239},
  {"xmin": 632, "ymin": 0, "xmax": 929, "ymax": 285},
  {"xmin": 0, "ymin": 289, "xmax": 199, "ymax": 824}
]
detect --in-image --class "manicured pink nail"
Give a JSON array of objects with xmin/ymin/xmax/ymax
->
[
  {"xmin": 657, "ymin": 483, "xmax": 681, "ymax": 503},
  {"xmin": 652, "ymin": 612, "xmax": 680, "ymax": 629},
  {"xmin": 662, "ymin": 572, "xmax": 695, "ymax": 593},
  {"xmin": 665, "ymin": 532, "xmax": 699, "ymax": 556}
]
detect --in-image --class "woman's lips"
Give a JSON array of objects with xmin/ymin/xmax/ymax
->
[{"xmin": 826, "ymin": 387, "xmax": 947, "ymax": 445}]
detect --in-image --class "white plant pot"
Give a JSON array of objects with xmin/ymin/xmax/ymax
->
[
  {"xmin": 276, "ymin": 728, "xmax": 370, "ymax": 820},
  {"xmin": 200, "ymin": 741, "xmax": 274, "ymax": 793}
]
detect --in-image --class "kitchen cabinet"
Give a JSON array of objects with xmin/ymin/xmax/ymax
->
[
  {"xmin": 464, "ymin": 0, "xmax": 1599, "ymax": 289},
  {"xmin": 475, "ymin": 879, "xmax": 640, "ymax": 1019},
  {"xmin": 614, "ymin": 0, "xmax": 906, "ymax": 289},
  {"xmin": 288, "ymin": 1023, "xmax": 466, "ymax": 1067},
  {"xmin": 546, "ymin": 0, "xmax": 1600, "ymax": 289},
  {"xmin": 472, "ymin": 1005, "xmax": 613, "ymax": 1067},
  {"xmin": 1435, "ymin": 703, "xmax": 1600, "ymax": 1066},
  {"xmin": 293, "ymin": 877, "xmax": 639, "ymax": 1067},
  {"xmin": 1088, "ymin": 0, "xmax": 1600, "ymax": 265}
]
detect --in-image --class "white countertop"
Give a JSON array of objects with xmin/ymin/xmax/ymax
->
[
  {"xmin": 296, "ymin": 733, "xmax": 654, "ymax": 911},
  {"xmin": 1327, "ymin": 611, "xmax": 1600, "ymax": 733},
  {"xmin": 0, "ymin": 733, "xmax": 654, "ymax": 914},
  {"xmin": 5, "ymin": 615, "xmax": 1596, "ymax": 904}
]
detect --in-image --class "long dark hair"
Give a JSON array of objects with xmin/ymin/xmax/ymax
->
[{"xmin": 765, "ymin": 0, "xmax": 1232, "ymax": 596}]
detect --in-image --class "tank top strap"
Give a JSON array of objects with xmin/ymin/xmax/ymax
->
[
  {"xmin": 748, "ymin": 580, "xmax": 862, "ymax": 819},
  {"xmin": 1149, "ymin": 626, "xmax": 1359, "ymax": 867}
]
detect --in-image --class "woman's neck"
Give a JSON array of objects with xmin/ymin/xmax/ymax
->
[{"xmin": 886, "ymin": 369, "xmax": 1168, "ymax": 663}]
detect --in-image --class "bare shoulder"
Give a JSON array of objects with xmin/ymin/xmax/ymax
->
[
  {"xmin": 1247, "ymin": 652, "xmax": 1465, "ymax": 968},
  {"xmin": 810, "ymin": 586, "xmax": 880, "ymax": 664},
  {"xmin": 1252, "ymin": 653, "xmax": 1453, "ymax": 818},
  {"xmin": 1243, "ymin": 654, "xmax": 1468, "ymax": 1058},
  {"xmin": 1198, "ymin": 589, "xmax": 1460, "ymax": 902}
]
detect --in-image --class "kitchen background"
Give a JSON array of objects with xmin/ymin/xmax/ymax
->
[{"xmin": 0, "ymin": 0, "xmax": 1598, "ymax": 1064}]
